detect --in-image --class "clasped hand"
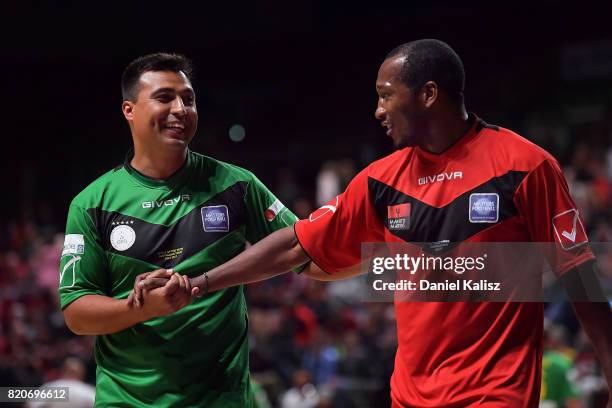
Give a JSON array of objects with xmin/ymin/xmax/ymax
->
[{"xmin": 126, "ymin": 269, "xmax": 194, "ymax": 318}]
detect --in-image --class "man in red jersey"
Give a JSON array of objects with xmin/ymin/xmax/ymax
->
[{"xmin": 136, "ymin": 40, "xmax": 611, "ymax": 407}]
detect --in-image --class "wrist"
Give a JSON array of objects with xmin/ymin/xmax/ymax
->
[
  {"xmin": 191, "ymin": 274, "xmax": 209, "ymax": 294},
  {"xmin": 127, "ymin": 298, "xmax": 153, "ymax": 323}
]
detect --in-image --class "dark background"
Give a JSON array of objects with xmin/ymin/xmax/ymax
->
[{"xmin": 2, "ymin": 1, "xmax": 611, "ymax": 225}]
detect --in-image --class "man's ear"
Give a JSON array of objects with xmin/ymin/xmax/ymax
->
[
  {"xmin": 122, "ymin": 101, "xmax": 135, "ymax": 121},
  {"xmin": 421, "ymin": 81, "xmax": 438, "ymax": 108}
]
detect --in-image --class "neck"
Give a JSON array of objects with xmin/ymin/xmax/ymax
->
[
  {"xmin": 131, "ymin": 144, "xmax": 188, "ymax": 179},
  {"xmin": 420, "ymin": 106, "xmax": 470, "ymax": 154}
]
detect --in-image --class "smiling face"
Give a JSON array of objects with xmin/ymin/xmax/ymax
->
[
  {"xmin": 374, "ymin": 56, "xmax": 425, "ymax": 149},
  {"xmin": 122, "ymin": 70, "xmax": 198, "ymax": 151}
]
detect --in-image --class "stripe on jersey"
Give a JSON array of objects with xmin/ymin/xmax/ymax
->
[
  {"xmin": 87, "ymin": 182, "xmax": 248, "ymax": 268},
  {"xmin": 368, "ymin": 171, "xmax": 527, "ymax": 246}
]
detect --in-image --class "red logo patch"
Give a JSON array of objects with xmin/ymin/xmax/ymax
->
[
  {"xmin": 388, "ymin": 203, "xmax": 410, "ymax": 219},
  {"xmin": 264, "ymin": 199, "xmax": 285, "ymax": 222},
  {"xmin": 264, "ymin": 209, "xmax": 276, "ymax": 221},
  {"xmin": 387, "ymin": 203, "xmax": 411, "ymax": 231},
  {"xmin": 552, "ymin": 209, "xmax": 588, "ymax": 250}
]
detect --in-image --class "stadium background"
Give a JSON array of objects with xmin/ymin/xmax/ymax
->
[{"xmin": 1, "ymin": 2, "xmax": 611, "ymax": 407}]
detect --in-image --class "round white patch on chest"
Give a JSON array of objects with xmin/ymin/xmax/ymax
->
[{"xmin": 110, "ymin": 225, "xmax": 136, "ymax": 251}]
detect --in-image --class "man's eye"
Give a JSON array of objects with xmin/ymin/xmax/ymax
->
[
  {"xmin": 156, "ymin": 95, "xmax": 172, "ymax": 103},
  {"xmin": 183, "ymin": 97, "xmax": 195, "ymax": 106}
]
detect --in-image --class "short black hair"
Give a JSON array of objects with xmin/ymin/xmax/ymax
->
[
  {"xmin": 386, "ymin": 39, "xmax": 465, "ymax": 101},
  {"xmin": 121, "ymin": 52, "xmax": 194, "ymax": 101}
]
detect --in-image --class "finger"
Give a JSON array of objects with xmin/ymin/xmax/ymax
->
[
  {"xmin": 141, "ymin": 277, "xmax": 172, "ymax": 290},
  {"xmin": 181, "ymin": 276, "xmax": 192, "ymax": 305},
  {"xmin": 164, "ymin": 273, "xmax": 180, "ymax": 295},
  {"xmin": 176, "ymin": 272, "xmax": 186, "ymax": 293},
  {"xmin": 127, "ymin": 291, "xmax": 134, "ymax": 307},
  {"xmin": 182, "ymin": 275, "xmax": 191, "ymax": 293},
  {"xmin": 133, "ymin": 270, "xmax": 169, "ymax": 303},
  {"xmin": 133, "ymin": 273, "xmax": 150, "ymax": 305},
  {"xmin": 169, "ymin": 290, "xmax": 189, "ymax": 310},
  {"xmin": 191, "ymin": 286, "xmax": 201, "ymax": 298},
  {"xmin": 137, "ymin": 269, "xmax": 173, "ymax": 295},
  {"xmin": 146, "ymin": 269, "xmax": 174, "ymax": 279}
]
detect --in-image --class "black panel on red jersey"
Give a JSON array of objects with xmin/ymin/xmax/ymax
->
[{"xmin": 368, "ymin": 171, "xmax": 528, "ymax": 247}]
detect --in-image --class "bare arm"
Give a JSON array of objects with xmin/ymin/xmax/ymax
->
[
  {"xmin": 562, "ymin": 262, "xmax": 612, "ymax": 404},
  {"xmin": 63, "ymin": 294, "xmax": 149, "ymax": 335},
  {"xmin": 63, "ymin": 271, "xmax": 191, "ymax": 335},
  {"xmin": 191, "ymin": 226, "xmax": 309, "ymax": 295}
]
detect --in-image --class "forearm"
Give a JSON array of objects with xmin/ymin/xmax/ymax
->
[
  {"xmin": 63, "ymin": 294, "xmax": 148, "ymax": 336},
  {"xmin": 192, "ymin": 226, "xmax": 309, "ymax": 292},
  {"xmin": 563, "ymin": 262, "xmax": 612, "ymax": 386},
  {"xmin": 572, "ymin": 301, "xmax": 612, "ymax": 386}
]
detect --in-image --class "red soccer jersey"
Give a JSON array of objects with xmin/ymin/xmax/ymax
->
[{"xmin": 295, "ymin": 115, "xmax": 594, "ymax": 407}]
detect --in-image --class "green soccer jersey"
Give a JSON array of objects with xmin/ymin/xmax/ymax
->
[
  {"xmin": 59, "ymin": 150, "xmax": 297, "ymax": 407},
  {"xmin": 540, "ymin": 351, "xmax": 579, "ymax": 408}
]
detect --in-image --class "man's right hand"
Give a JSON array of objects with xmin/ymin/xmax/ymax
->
[
  {"xmin": 126, "ymin": 269, "xmax": 192, "ymax": 318},
  {"xmin": 127, "ymin": 269, "xmax": 173, "ymax": 308},
  {"xmin": 139, "ymin": 272, "xmax": 192, "ymax": 319}
]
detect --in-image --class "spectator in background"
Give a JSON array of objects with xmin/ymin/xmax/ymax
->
[
  {"xmin": 315, "ymin": 159, "xmax": 356, "ymax": 207},
  {"xmin": 302, "ymin": 330, "xmax": 339, "ymax": 386},
  {"xmin": 540, "ymin": 323, "xmax": 582, "ymax": 408},
  {"xmin": 316, "ymin": 161, "xmax": 342, "ymax": 207},
  {"xmin": 27, "ymin": 357, "xmax": 95, "ymax": 408},
  {"xmin": 280, "ymin": 369, "xmax": 320, "ymax": 408}
]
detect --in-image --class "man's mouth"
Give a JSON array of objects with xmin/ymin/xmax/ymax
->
[
  {"xmin": 163, "ymin": 122, "xmax": 185, "ymax": 131},
  {"xmin": 382, "ymin": 121, "xmax": 393, "ymax": 136},
  {"xmin": 162, "ymin": 122, "xmax": 186, "ymax": 138}
]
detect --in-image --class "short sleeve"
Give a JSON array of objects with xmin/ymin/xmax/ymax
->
[
  {"xmin": 295, "ymin": 168, "xmax": 385, "ymax": 274},
  {"xmin": 58, "ymin": 204, "xmax": 109, "ymax": 309},
  {"xmin": 514, "ymin": 159, "xmax": 594, "ymax": 276},
  {"xmin": 244, "ymin": 173, "xmax": 298, "ymax": 244}
]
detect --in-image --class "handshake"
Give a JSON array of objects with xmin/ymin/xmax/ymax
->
[{"xmin": 126, "ymin": 269, "xmax": 205, "ymax": 317}]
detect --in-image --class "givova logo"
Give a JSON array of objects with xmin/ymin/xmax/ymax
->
[
  {"xmin": 142, "ymin": 194, "xmax": 190, "ymax": 209},
  {"xmin": 418, "ymin": 171, "xmax": 463, "ymax": 186}
]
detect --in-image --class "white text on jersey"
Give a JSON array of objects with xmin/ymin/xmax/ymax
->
[
  {"xmin": 142, "ymin": 194, "xmax": 191, "ymax": 209},
  {"xmin": 418, "ymin": 172, "xmax": 463, "ymax": 186}
]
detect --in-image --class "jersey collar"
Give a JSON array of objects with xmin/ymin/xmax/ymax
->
[
  {"xmin": 415, "ymin": 113, "xmax": 482, "ymax": 162},
  {"xmin": 123, "ymin": 148, "xmax": 193, "ymax": 189}
]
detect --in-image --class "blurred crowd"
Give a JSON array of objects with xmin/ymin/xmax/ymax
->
[{"xmin": 0, "ymin": 125, "xmax": 610, "ymax": 407}]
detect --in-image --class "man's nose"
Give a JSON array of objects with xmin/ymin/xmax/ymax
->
[
  {"xmin": 171, "ymin": 97, "xmax": 187, "ymax": 116},
  {"xmin": 375, "ymin": 104, "xmax": 385, "ymax": 121}
]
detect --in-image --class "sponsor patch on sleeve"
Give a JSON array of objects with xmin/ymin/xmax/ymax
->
[
  {"xmin": 552, "ymin": 209, "xmax": 588, "ymax": 250},
  {"xmin": 62, "ymin": 234, "xmax": 85, "ymax": 256},
  {"xmin": 264, "ymin": 199, "xmax": 286, "ymax": 222}
]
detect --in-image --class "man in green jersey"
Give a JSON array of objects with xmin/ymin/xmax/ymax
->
[
  {"xmin": 59, "ymin": 53, "xmax": 299, "ymax": 407},
  {"xmin": 540, "ymin": 324, "xmax": 581, "ymax": 408}
]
